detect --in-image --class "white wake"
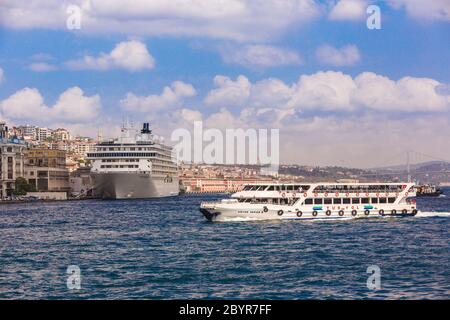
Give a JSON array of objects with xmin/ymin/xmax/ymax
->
[
  {"xmin": 415, "ymin": 211, "xmax": 450, "ymax": 218},
  {"xmin": 215, "ymin": 212, "xmax": 450, "ymax": 222}
]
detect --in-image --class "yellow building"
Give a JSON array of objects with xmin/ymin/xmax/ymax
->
[{"xmin": 25, "ymin": 148, "xmax": 70, "ymax": 193}]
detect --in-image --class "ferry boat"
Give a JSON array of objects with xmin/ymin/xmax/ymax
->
[
  {"xmin": 200, "ymin": 182, "xmax": 418, "ymax": 221},
  {"xmin": 87, "ymin": 122, "xmax": 179, "ymax": 199}
]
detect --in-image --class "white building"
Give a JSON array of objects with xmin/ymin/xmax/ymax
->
[
  {"xmin": 37, "ymin": 127, "xmax": 52, "ymax": 141},
  {"xmin": 0, "ymin": 123, "xmax": 26, "ymax": 198}
]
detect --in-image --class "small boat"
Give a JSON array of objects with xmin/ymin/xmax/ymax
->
[{"xmin": 416, "ymin": 184, "xmax": 443, "ymax": 197}]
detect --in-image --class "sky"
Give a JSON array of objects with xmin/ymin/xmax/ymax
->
[{"xmin": 0, "ymin": 0, "xmax": 449, "ymax": 168}]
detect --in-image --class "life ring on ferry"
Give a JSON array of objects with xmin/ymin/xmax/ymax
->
[
  {"xmin": 324, "ymin": 192, "xmax": 329, "ymax": 197},
  {"xmin": 277, "ymin": 210, "xmax": 284, "ymax": 216},
  {"xmin": 303, "ymin": 193, "xmax": 308, "ymax": 197},
  {"xmin": 296, "ymin": 210, "xmax": 303, "ymax": 217},
  {"xmin": 281, "ymin": 193, "xmax": 286, "ymax": 198},
  {"xmin": 292, "ymin": 193, "xmax": 296, "ymax": 198},
  {"xmin": 312, "ymin": 211, "xmax": 318, "ymax": 217},
  {"xmin": 338, "ymin": 210, "xmax": 344, "ymax": 216},
  {"xmin": 412, "ymin": 209, "xmax": 418, "ymax": 216},
  {"xmin": 351, "ymin": 210, "xmax": 357, "ymax": 216},
  {"xmin": 345, "ymin": 192, "xmax": 350, "ymax": 197},
  {"xmin": 379, "ymin": 209, "xmax": 385, "ymax": 216},
  {"xmin": 326, "ymin": 210, "xmax": 331, "ymax": 216},
  {"xmin": 364, "ymin": 210, "xmax": 370, "ymax": 216},
  {"xmin": 335, "ymin": 192, "xmax": 339, "ymax": 197},
  {"xmin": 263, "ymin": 206, "xmax": 269, "ymax": 213},
  {"xmin": 356, "ymin": 192, "xmax": 360, "ymax": 197},
  {"xmin": 365, "ymin": 192, "xmax": 370, "ymax": 197},
  {"xmin": 402, "ymin": 209, "xmax": 408, "ymax": 215},
  {"xmin": 314, "ymin": 193, "xmax": 319, "ymax": 198},
  {"xmin": 391, "ymin": 209, "xmax": 397, "ymax": 215},
  {"xmin": 405, "ymin": 192, "xmax": 409, "ymax": 196}
]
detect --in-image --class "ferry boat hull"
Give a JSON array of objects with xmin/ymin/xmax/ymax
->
[
  {"xmin": 200, "ymin": 205, "xmax": 418, "ymax": 222},
  {"xmin": 92, "ymin": 172, "xmax": 180, "ymax": 199}
]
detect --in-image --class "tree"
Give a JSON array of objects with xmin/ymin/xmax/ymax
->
[{"xmin": 14, "ymin": 177, "xmax": 37, "ymax": 196}]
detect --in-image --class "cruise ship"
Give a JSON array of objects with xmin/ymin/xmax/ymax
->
[
  {"xmin": 200, "ymin": 182, "xmax": 418, "ymax": 221},
  {"xmin": 87, "ymin": 122, "xmax": 179, "ymax": 199}
]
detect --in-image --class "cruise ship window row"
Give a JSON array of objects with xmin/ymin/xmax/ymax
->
[
  {"xmin": 88, "ymin": 153, "xmax": 158, "ymax": 157},
  {"xmin": 100, "ymin": 165, "xmax": 139, "ymax": 169},
  {"xmin": 303, "ymin": 197, "xmax": 396, "ymax": 205}
]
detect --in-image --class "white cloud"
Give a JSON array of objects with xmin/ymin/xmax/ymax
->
[
  {"xmin": 0, "ymin": 87, "xmax": 101, "ymax": 122},
  {"xmin": 328, "ymin": 0, "xmax": 368, "ymax": 21},
  {"xmin": 65, "ymin": 40, "xmax": 155, "ymax": 71},
  {"xmin": 0, "ymin": 0, "xmax": 321, "ymax": 42},
  {"xmin": 288, "ymin": 71, "xmax": 357, "ymax": 111},
  {"xmin": 204, "ymin": 75, "xmax": 251, "ymax": 108},
  {"xmin": 219, "ymin": 44, "xmax": 302, "ymax": 68},
  {"xmin": 352, "ymin": 72, "xmax": 449, "ymax": 112},
  {"xmin": 315, "ymin": 44, "xmax": 361, "ymax": 66},
  {"xmin": 203, "ymin": 71, "xmax": 450, "ymax": 113},
  {"xmin": 121, "ymin": 81, "xmax": 196, "ymax": 112},
  {"xmin": 28, "ymin": 62, "xmax": 58, "ymax": 72},
  {"xmin": 387, "ymin": 0, "xmax": 450, "ymax": 21}
]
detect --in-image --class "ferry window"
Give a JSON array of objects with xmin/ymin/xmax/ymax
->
[
  {"xmin": 361, "ymin": 198, "xmax": 370, "ymax": 204},
  {"xmin": 275, "ymin": 186, "xmax": 280, "ymax": 191},
  {"xmin": 267, "ymin": 186, "xmax": 275, "ymax": 191},
  {"xmin": 314, "ymin": 198, "xmax": 323, "ymax": 205},
  {"xmin": 371, "ymin": 198, "xmax": 378, "ymax": 204},
  {"xmin": 352, "ymin": 198, "xmax": 360, "ymax": 204},
  {"xmin": 287, "ymin": 186, "xmax": 294, "ymax": 191},
  {"xmin": 304, "ymin": 198, "xmax": 313, "ymax": 205},
  {"xmin": 324, "ymin": 198, "xmax": 332, "ymax": 205},
  {"xmin": 388, "ymin": 197, "xmax": 396, "ymax": 204},
  {"xmin": 379, "ymin": 198, "xmax": 387, "ymax": 204},
  {"xmin": 343, "ymin": 198, "xmax": 351, "ymax": 204},
  {"xmin": 333, "ymin": 198, "xmax": 342, "ymax": 204}
]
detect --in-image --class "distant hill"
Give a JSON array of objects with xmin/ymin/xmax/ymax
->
[
  {"xmin": 370, "ymin": 161, "xmax": 450, "ymax": 184},
  {"xmin": 373, "ymin": 161, "xmax": 450, "ymax": 173}
]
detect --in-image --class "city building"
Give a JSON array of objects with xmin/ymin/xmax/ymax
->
[
  {"xmin": 17, "ymin": 125, "xmax": 38, "ymax": 139},
  {"xmin": 36, "ymin": 127, "xmax": 52, "ymax": 141},
  {"xmin": 52, "ymin": 128, "xmax": 71, "ymax": 142},
  {"xmin": 24, "ymin": 148, "xmax": 70, "ymax": 194},
  {"xmin": 0, "ymin": 122, "xmax": 26, "ymax": 198}
]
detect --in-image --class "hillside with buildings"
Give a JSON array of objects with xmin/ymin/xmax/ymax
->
[{"xmin": 1, "ymin": 121, "xmax": 449, "ymax": 200}]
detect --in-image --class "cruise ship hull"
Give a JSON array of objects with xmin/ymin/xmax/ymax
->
[{"xmin": 92, "ymin": 172, "xmax": 180, "ymax": 199}]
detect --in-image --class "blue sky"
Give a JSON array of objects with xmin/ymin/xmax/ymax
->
[{"xmin": 0, "ymin": 0, "xmax": 449, "ymax": 167}]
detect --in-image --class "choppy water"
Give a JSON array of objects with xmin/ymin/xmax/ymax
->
[{"xmin": 0, "ymin": 189, "xmax": 449, "ymax": 299}]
